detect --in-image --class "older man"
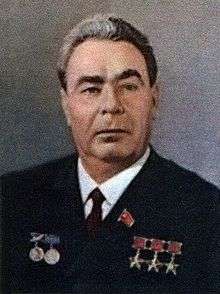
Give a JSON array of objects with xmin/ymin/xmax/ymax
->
[{"xmin": 1, "ymin": 15, "xmax": 219, "ymax": 293}]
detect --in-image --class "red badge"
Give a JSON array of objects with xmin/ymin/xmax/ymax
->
[
  {"xmin": 118, "ymin": 209, "xmax": 135, "ymax": 227},
  {"xmin": 167, "ymin": 241, "xmax": 182, "ymax": 255},
  {"xmin": 151, "ymin": 239, "xmax": 165, "ymax": 252},
  {"xmin": 132, "ymin": 236, "xmax": 146, "ymax": 250}
]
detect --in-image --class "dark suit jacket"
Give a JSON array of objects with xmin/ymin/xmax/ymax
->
[{"xmin": 1, "ymin": 149, "xmax": 219, "ymax": 293}]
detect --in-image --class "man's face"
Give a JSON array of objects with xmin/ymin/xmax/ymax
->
[{"xmin": 62, "ymin": 39, "xmax": 159, "ymax": 164}]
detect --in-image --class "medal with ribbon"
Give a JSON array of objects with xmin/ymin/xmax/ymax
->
[
  {"xmin": 129, "ymin": 236, "xmax": 182, "ymax": 275},
  {"xmin": 43, "ymin": 234, "xmax": 61, "ymax": 265},
  {"xmin": 29, "ymin": 233, "xmax": 45, "ymax": 262},
  {"xmin": 29, "ymin": 232, "xmax": 61, "ymax": 265},
  {"xmin": 165, "ymin": 241, "xmax": 182, "ymax": 275}
]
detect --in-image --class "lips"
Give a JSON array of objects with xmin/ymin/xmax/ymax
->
[{"xmin": 96, "ymin": 128, "xmax": 129, "ymax": 135}]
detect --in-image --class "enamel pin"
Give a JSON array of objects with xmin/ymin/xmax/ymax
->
[
  {"xmin": 118, "ymin": 209, "xmax": 135, "ymax": 227},
  {"xmin": 129, "ymin": 236, "xmax": 182, "ymax": 275}
]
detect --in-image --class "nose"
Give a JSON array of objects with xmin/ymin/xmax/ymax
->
[{"xmin": 100, "ymin": 86, "xmax": 124, "ymax": 115}]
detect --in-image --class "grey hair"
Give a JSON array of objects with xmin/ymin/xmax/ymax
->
[{"xmin": 57, "ymin": 14, "xmax": 158, "ymax": 91}]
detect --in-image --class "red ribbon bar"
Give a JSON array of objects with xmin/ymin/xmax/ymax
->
[
  {"xmin": 133, "ymin": 236, "xmax": 146, "ymax": 250},
  {"xmin": 151, "ymin": 239, "xmax": 165, "ymax": 252},
  {"xmin": 167, "ymin": 241, "xmax": 182, "ymax": 254}
]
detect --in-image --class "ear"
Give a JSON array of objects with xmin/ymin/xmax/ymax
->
[
  {"xmin": 151, "ymin": 83, "xmax": 159, "ymax": 119},
  {"xmin": 60, "ymin": 88, "xmax": 72, "ymax": 126}
]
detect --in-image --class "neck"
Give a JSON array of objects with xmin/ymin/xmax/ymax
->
[{"xmin": 80, "ymin": 153, "xmax": 145, "ymax": 184}]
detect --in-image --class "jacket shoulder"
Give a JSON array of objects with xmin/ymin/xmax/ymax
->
[
  {"xmin": 152, "ymin": 150, "xmax": 219, "ymax": 206},
  {"xmin": 1, "ymin": 153, "xmax": 77, "ymax": 195}
]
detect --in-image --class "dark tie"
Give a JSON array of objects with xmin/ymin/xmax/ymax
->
[{"xmin": 86, "ymin": 188, "xmax": 105, "ymax": 238}]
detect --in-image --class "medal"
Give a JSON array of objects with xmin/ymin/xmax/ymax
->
[
  {"xmin": 29, "ymin": 232, "xmax": 45, "ymax": 262},
  {"xmin": 165, "ymin": 254, "xmax": 179, "ymax": 275},
  {"xmin": 29, "ymin": 232, "xmax": 61, "ymax": 265},
  {"xmin": 29, "ymin": 245, "xmax": 44, "ymax": 262},
  {"xmin": 165, "ymin": 241, "xmax": 182, "ymax": 275},
  {"xmin": 43, "ymin": 234, "xmax": 61, "ymax": 265},
  {"xmin": 147, "ymin": 239, "xmax": 164, "ymax": 272},
  {"xmin": 130, "ymin": 236, "xmax": 183, "ymax": 275},
  {"xmin": 147, "ymin": 251, "xmax": 163, "ymax": 272},
  {"xmin": 44, "ymin": 247, "xmax": 60, "ymax": 265}
]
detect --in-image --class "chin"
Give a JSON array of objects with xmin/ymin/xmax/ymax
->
[{"xmin": 92, "ymin": 143, "xmax": 136, "ymax": 163}]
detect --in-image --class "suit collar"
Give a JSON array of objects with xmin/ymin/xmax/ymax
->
[
  {"xmin": 50, "ymin": 147, "xmax": 163, "ymax": 236},
  {"xmin": 101, "ymin": 147, "xmax": 161, "ymax": 226},
  {"xmin": 78, "ymin": 146, "xmax": 151, "ymax": 218}
]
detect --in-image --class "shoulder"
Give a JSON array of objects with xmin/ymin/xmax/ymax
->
[
  {"xmin": 149, "ymin": 148, "xmax": 219, "ymax": 208},
  {"xmin": 1, "ymin": 153, "xmax": 78, "ymax": 195}
]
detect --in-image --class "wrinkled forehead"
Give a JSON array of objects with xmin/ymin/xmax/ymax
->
[{"xmin": 66, "ymin": 39, "xmax": 149, "ymax": 82}]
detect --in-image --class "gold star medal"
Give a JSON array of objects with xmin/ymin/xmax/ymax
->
[
  {"xmin": 165, "ymin": 241, "xmax": 182, "ymax": 275},
  {"xmin": 147, "ymin": 239, "xmax": 164, "ymax": 272}
]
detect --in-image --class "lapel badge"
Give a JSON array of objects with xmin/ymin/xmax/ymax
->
[
  {"xmin": 29, "ymin": 232, "xmax": 61, "ymax": 265},
  {"xmin": 129, "ymin": 236, "xmax": 182, "ymax": 275},
  {"xmin": 118, "ymin": 209, "xmax": 135, "ymax": 227}
]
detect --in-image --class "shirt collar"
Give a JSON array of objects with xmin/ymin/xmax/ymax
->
[{"xmin": 78, "ymin": 146, "xmax": 150, "ymax": 205}]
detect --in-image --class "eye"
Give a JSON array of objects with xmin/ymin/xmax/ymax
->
[
  {"xmin": 81, "ymin": 87, "xmax": 101, "ymax": 94},
  {"xmin": 121, "ymin": 83, "xmax": 138, "ymax": 91}
]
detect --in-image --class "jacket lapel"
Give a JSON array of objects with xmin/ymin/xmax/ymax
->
[
  {"xmin": 48, "ymin": 155, "xmax": 88, "ymax": 272},
  {"xmin": 51, "ymin": 154, "xmax": 85, "ymax": 226},
  {"xmin": 100, "ymin": 149, "xmax": 161, "ymax": 232}
]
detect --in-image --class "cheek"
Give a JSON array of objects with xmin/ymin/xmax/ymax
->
[
  {"xmin": 128, "ymin": 97, "xmax": 152, "ymax": 129},
  {"xmin": 68, "ymin": 101, "xmax": 95, "ymax": 134}
]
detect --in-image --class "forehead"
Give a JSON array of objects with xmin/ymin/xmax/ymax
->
[{"xmin": 66, "ymin": 39, "xmax": 148, "ymax": 81}]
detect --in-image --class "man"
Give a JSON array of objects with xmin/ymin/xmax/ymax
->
[{"xmin": 1, "ymin": 15, "xmax": 219, "ymax": 293}]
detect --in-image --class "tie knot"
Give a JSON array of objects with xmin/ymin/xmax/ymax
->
[{"xmin": 87, "ymin": 188, "xmax": 105, "ymax": 206}]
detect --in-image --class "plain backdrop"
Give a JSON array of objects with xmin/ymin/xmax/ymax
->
[{"xmin": 1, "ymin": 0, "xmax": 219, "ymax": 187}]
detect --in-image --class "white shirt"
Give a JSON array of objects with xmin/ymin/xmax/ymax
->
[{"xmin": 78, "ymin": 146, "xmax": 150, "ymax": 220}]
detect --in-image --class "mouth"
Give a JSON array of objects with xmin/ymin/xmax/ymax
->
[{"xmin": 96, "ymin": 128, "xmax": 129, "ymax": 135}]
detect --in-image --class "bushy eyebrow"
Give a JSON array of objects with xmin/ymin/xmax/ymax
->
[
  {"xmin": 74, "ymin": 68, "xmax": 144, "ymax": 90},
  {"xmin": 76, "ymin": 75, "xmax": 104, "ymax": 88},
  {"xmin": 115, "ymin": 69, "xmax": 144, "ymax": 85}
]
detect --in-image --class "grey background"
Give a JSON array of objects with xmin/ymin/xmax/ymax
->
[{"xmin": 1, "ymin": 0, "xmax": 219, "ymax": 187}]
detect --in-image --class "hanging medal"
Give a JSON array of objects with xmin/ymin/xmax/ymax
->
[
  {"xmin": 148, "ymin": 239, "xmax": 164, "ymax": 272},
  {"xmin": 129, "ymin": 236, "xmax": 183, "ymax": 275},
  {"xmin": 130, "ymin": 236, "xmax": 148, "ymax": 269},
  {"xmin": 44, "ymin": 234, "xmax": 60, "ymax": 265},
  {"xmin": 29, "ymin": 233, "xmax": 45, "ymax": 262},
  {"xmin": 165, "ymin": 241, "xmax": 182, "ymax": 275}
]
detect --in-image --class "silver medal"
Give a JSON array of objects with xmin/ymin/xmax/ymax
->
[
  {"xmin": 44, "ymin": 248, "xmax": 60, "ymax": 265},
  {"xmin": 29, "ymin": 246, "xmax": 44, "ymax": 262}
]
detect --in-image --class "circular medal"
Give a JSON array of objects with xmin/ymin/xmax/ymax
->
[
  {"xmin": 44, "ymin": 248, "xmax": 60, "ymax": 265},
  {"xmin": 29, "ymin": 246, "xmax": 44, "ymax": 262}
]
